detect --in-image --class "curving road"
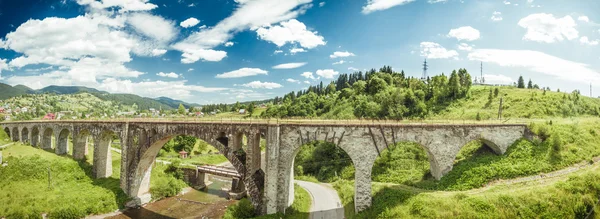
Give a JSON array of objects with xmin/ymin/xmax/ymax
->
[{"xmin": 295, "ymin": 180, "xmax": 345, "ymax": 219}]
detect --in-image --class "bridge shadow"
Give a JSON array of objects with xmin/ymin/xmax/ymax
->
[
  {"xmin": 76, "ymin": 160, "xmax": 130, "ymax": 209},
  {"xmin": 340, "ymin": 185, "xmax": 419, "ymax": 218}
]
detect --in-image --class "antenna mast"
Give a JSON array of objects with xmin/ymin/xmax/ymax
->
[{"xmin": 421, "ymin": 59, "xmax": 428, "ymax": 81}]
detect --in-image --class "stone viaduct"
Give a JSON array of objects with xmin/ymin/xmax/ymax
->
[{"xmin": 1, "ymin": 120, "xmax": 530, "ymax": 215}]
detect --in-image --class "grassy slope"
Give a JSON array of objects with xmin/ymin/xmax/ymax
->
[
  {"xmin": 224, "ymin": 183, "xmax": 311, "ymax": 219},
  {"xmin": 431, "ymin": 85, "xmax": 600, "ymax": 120},
  {"xmin": 334, "ymin": 165, "xmax": 600, "ymax": 218}
]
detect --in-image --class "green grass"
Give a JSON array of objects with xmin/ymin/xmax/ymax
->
[
  {"xmin": 431, "ymin": 85, "xmax": 600, "ymax": 120},
  {"xmin": 334, "ymin": 165, "xmax": 600, "ymax": 218},
  {"xmin": 224, "ymin": 183, "xmax": 311, "ymax": 219}
]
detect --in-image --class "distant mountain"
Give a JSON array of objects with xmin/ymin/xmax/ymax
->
[
  {"xmin": 0, "ymin": 83, "xmax": 28, "ymax": 100},
  {"xmin": 0, "ymin": 83, "xmax": 200, "ymax": 111},
  {"xmin": 36, "ymin": 85, "xmax": 106, "ymax": 95},
  {"xmin": 155, "ymin": 96, "xmax": 201, "ymax": 109}
]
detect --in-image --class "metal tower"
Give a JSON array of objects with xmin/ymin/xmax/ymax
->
[
  {"xmin": 421, "ymin": 59, "xmax": 428, "ymax": 81},
  {"xmin": 480, "ymin": 62, "xmax": 484, "ymax": 84}
]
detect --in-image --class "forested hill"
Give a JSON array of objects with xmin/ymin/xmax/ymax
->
[
  {"xmin": 261, "ymin": 66, "xmax": 473, "ymax": 119},
  {"xmin": 260, "ymin": 66, "xmax": 600, "ymax": 120},
  {"xmin": 0, "ymin": 83, "xmax": 199, "ymax": 110}
]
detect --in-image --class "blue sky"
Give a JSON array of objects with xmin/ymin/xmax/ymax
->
[{"xmin": 0, "ymin": 0, "xmax": 599, "ymax": 104}]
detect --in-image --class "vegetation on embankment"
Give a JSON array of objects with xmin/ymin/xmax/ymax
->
[
  {"xmin": 294, "ymin": 119, "xmax": 600, "ymax": 191},
  {"xmin": 223, "ymin": 183, "xmax": 311, "ymax": 219},
  {"xmin": 0, "ymin": 139, "xmax": 188, "ymax": 218},
  {"xmin": 333, "ymin": 166, "xmax": 600, "ymax": 218}
]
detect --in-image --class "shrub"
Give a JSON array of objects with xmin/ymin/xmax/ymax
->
[{"xmin": 223, "ymin": 198, "xmax": 255, "ymax": 219}]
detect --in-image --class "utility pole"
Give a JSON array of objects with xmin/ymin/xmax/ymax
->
[
  {"xmin": 421, "ymin": 59, "xmax": 428, "ymax": 81},
  {"xmin": 480, "ymin": 62, "xmax": 484, "ymax": 84}
]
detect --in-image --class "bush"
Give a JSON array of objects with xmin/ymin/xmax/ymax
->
[{"xmin": 223, "ymin": 198, "xmax": 255, "ymax": 219}]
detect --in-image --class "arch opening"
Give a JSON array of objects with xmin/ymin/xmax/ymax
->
[
  {"xmin": 21, "ymin": 127, "xmax": 29, "ymax": 144},
  {"xmin": 31, "ymin": 127, "xmax": 40, "ymax": 147},
  {"xmin": 56, "ymin": 129, "xmax": 71, "ymax": 155},
  {"xmin": 11, "ymin": 127, "xmax": 19, "ymax": 141},
  {"xmin": 372, "ymin": 142, "xmax": 432, "ymax": 186},
  {"xmin": 42, "ymin": 128, "xmax": 54, "ymax": 150},
  {"xmin": 4, "ymin": 127, "xmax": 11, "ymax": 142}
]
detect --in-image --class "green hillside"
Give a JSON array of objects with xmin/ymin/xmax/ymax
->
[{"xmin": 0, "ymin": 83, "xmax": 27, "ymax": 100}]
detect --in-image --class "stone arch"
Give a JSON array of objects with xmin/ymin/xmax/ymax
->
[
  {"xmin": 127, "ymin": 126, "xmax": 263, "ymax": 214},
  {"xmin": 56, "ymin": 128, "xmax": 70, "ymax": 155},
  {"xmin": 73, "ymin": 129, "xmax": 92, "ymax": 160},
  {"xmin": 11, "ymin": 127, "xmax": 19, "ymax": 141},
  {"xmin": 21, "ymin": 127, "xmax": 29, "ymax": 143},
  {"xmin": 93, "ymin": 130, "xmax": 116, "ymax": 178},
  {"xmin": 31, "ymin": 127, "xmax": 40, "ymax": 147},
  {"xmin": 42, "ymin": 127, "xmax": 54, "ymax": 149},
  {"xmin": 4, "ymin": 127, "xmax": 11, "ymax": 141},
  {"xmin": 277, "ymin": 126, "xmax": 378, "ymax": 213}
]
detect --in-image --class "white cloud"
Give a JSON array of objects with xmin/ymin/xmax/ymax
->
[
  {"xmin": 98, "ymin": 78, "xmax": 227, "ymax": 101},
  {"xmin": 199, "ymin": 25, "xmax": 207, "ymax": 29},
  {"xmin": 127, "ymin": 13, "xmax": 177, "ymax": 43},
  {"xmin": 174, "ymin": 45, "xmax": 228, "ymax": 63},
  {"xmin": 187, "ymin": 68, "xmax": 194, "ymax": 72},
  {"xmin": 457, "ymin": 43, "xmax": 473, "ymax": 51},
  {"xmin": 290, "ymin": 48, "xmax": 306, "ymax": 54},
  {"xmin": 362, "ymin": 0, "xmax": 415, "ymax": 14},
  {"xmin": 333, "ymin": 60, "xmax": 346, "ymax": 65},
  {"xmin": 151, "ymin": 49, "xmax": 167, "ymax": 56},
  {"xmin": 503, "ymin": 0, "xmax": 510, "ymax": 5},
  {"xmin": 447, "ymin": 26, "xmax": 480, "ymax": 41},
  {"xmin": 286, "ymin": 78, "xmax": 301, "ymax": 83},
  {"xmin": 578, "ymin": 16, "xmax": 590, "ymax": 23},
  {"xmin": 188, "ymin": 3, "xmax": 195, "ymax": 7},
  {"xmin": 241, "ymin": 81, "xmax": 282, "ymax": 89},
  {"xmin": 274, "ymin": 50, "xmax": 284, "ymax": 54},
  {"xmin": 348, "ymin": 67, "xmax": 359, "ymax": 71},
  {"xmin": 518, "ymin": 13, "xmax": 578, "ymax": 43},
  {"xmin": 157, "ymin": 72, "xmax": 180, "ymax": 78},
  {"xmin": 172, "ymin": 0, "xmax": 312, "ymax": 63},
  {"xmin": 256, "ymin": 19, "xmax": 326, "ymax": 49},
  {"xmin": 428, "ymin": 0, "xmax": 447, "ymax": 3},
  {"xmin": 468, "ymin": 49, "xmax": 600, "ymax": 84},
  {"xmin": 319, "ymin": 2, "xmax": 325, "ymax": 7},
  {"xmin": 0, "ymin": 59, "xmax": 7, "ymax": 79},
  {"xmin": 301, "ymin": 71, "xmax": 316, "ymax": 80},
  {"xmin": 224, "ymin": 41, "xmax": 234, "ymax": 47},
  {"xmin": 491, "ymin": 11, "xmax": 503, "ymax": 21},
  {"xmin": 272, "ymin": 62, "xmax": 307, "ymax": 69},
  {"xmin": 579, "ymin": 36, "xmax": 599, "ymax": 46},
  {"xmin": 315, "ymin": 69, "xmax": 339, "ymax": 79},
  {"xmin": 304, "ymin": 80, "xmax": 311, "ymax": 84},
  {"xmin": 420, "ymin": 42, "xmax": 459, "ymax": 59},
  {"xmin": 180, "ymin": 17, "xmax": 200, "ymax": 28},
  {"xmin": 76, "ymin": 0, "xmax": 157, "ymax": 12},
  {"xmin": 215, "ymin": 67, "xmax": 268, "ymax": 78},
  {"xmin": 481, "ymin": 74, "xmax": 514, "ymax": 85},
  {"xmin": 330, "ymin": 51, "xmax": 355, "ymax": 58}
]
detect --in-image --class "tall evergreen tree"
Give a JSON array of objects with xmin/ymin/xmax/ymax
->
[
  {"xmin": 527, "ymin": 79, "xmax": 533, "ymax": 89},
  {"xmin": 517, "ymin": 76, "xmax": 525, "ymax": 88}
]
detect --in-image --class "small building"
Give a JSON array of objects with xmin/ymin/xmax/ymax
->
[
  {"xmin": 179, "ymin": 150, "xmax": 189, "ymax": 159},
  {"xmin": 21, "ymin": 107, "xmax": 28, "ymax": 113},
  {"xmin": 239, "ymin": 109, "xmax": 246, "ymax": 114},
  {"xmin": 43, "ymin": 113, "xmax": 56, "ymax": 120},
  {"xmin": 0, "ymin": 108, "xmax": 4, "ymax": 113},
  {"xmin": 195, "ymin": 112, "xmax": 204, "ymax": 116}
]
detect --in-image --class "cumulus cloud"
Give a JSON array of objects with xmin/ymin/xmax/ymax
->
[
  {"xmin": 457, "ymin": 43, "xmax": 473, "ymax": 51},
  {"xmin": 481, "ymin": 74, "xmax": 514, "ymax": 85},
  {"xmin": 362, "ymin": 0, "xmax": 415, "ymax": 14},
  {"xmin": 578, "ymin": 16, "xmax": 589, "ymax": 23},
  {"xmin": 491, "ymin": 11, "xmax": 503, "ymax": 21},
  {"xmin": 173, "ymin": 45, "xmax": 228, "ymax": 63},
  {"xmin": 127, "ymin": 13, "xmax": 177, "ymax": 43},
  {"xmin": 301, "ymin": 71, "xmax": 316, "ymax": 80},
  {"xmin": 420, "ymin": 42, "xmax": 458, "ymax": 59},
  {"xmin": 180, "ymin": 17, "xmax": 200, "ymax": 28},
  {"xmin": 330, "ymin": 51, "xmax": 355, "ymax": 58},
  {"xmin": 315, "ymin": 69, "xmax": 339, "ymax": 79},
  {"xmin": 156, "ymin": 72, "xmax": 180, "ymax": 78},
  {"xmin": 215, "ymin": 67, "xmax": 268, "ymax": 78},
  {"xmin": 518, "ymin": 13, "xmax": 578, "ymax": 43},
  {"xmin": 256, "ymin": 19, "xmax": 326, "ymax": 49},
  {"xmin": 172, "ymin": 0, "xmax": 312, "ymax": 63},
  {"xmin": 290, "ymin": 48, "xmax": 306, "ymax": 54},
  {"xmin": 579, "ymin": 36, "xmax": 599, "ymax": 46},
  {"xmin": 319, "ymin": 2, "xmax": 325, "ymax": 7},
  {"xmin": 0, "ymin": 58, "xmax": 7, "ymax": 79},
  {"xmin": 468, "ymin": 49, "xmax": 600, "ymax": 84},
  {"xmin": 348, "ymin": 67, "xmax": 359, "ymax": 71},
  {"xmin": 274, "ymin": 50, "xmax": 284, "ymax": 54},
  {"xmin": 272, "ymin": 62, "xmax": 307, "ymax": 69},
  {"xmin": 151, "ymin": 49, "xmax": 167, "ymax": 56},
  {"xmin": 447, "ymin": 26, "xmax": 480, "ymax": 41},
  {"xmin": 76, "ymin": 0, "xmax": 157, "ymax": 12},
  {"xmin": 241, "ymin": 81, "xmax": 282, "ymax": 89},
  {"xmin": 332, "ymin": 60, "xmax": 346, "ymax": 65},
  {"xmin": 224, "ymin": 41, "xmax": 234, "ymax": 47},
  {"xmin": 98, "ymin": 78, "xmax": 227, "ymax": 102},
  {"xmin": 286, "ymin": 78, "xmax": 301, "ymax": 83}
]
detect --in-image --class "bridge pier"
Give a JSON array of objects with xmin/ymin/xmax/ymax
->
[
  {"xmin": 93, "ymin": 133, "xmax": 113, "ymax": 178},
  {"xmin": 73, "ymin": 134, "xmax": 89, "ymax": 160}
]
